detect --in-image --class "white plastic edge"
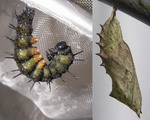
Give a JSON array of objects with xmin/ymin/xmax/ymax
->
[{"xmin": 20, "ymin": 0, "xmax": 92, "ymax": 39}]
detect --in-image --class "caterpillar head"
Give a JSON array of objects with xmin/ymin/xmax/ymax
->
[
  {"xmin": 55, "ymin": 41, "xmax": 72, "ymax": 55},
  {"xmin": 46, "ymin": 41, "xmax": 72, "ymax": 61}
]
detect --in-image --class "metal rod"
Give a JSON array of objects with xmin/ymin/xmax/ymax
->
[{"xmin": 98, "ymin": 0, "xmax": 150, "ymax": 26}]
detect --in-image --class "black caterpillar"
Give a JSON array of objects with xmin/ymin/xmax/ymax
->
[{"xmin": 6, "ymin": 5, "xmax": 83, "ymax": 90}]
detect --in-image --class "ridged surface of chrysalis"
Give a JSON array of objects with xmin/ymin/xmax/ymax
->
[{"xmin": 96, "ymin": 8, "xmax": 142, "ymax": 117}]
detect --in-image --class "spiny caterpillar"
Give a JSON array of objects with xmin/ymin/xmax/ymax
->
[
  {"xmin": 96, "ymin": 8, "xmax": 142, "ymax": 117},
  {"xmin": 6, "ymin": 5, "xmax": 83, "ymax": 90}
]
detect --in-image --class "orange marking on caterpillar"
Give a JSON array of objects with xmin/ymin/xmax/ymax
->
[
  {"xmin": 30, "ymin": 37, "xmax": 39, "ymax": 45},
  {"xmin": 37, "ymin": 60, "xmax": 47, "ymax": 69},
  {"xmin": 33, "ymin": 54, "xmax": 43, "ymax": 63},
  {"xmin": 30, "ymin": 48, "xmax": 40, "ymax": 55}
]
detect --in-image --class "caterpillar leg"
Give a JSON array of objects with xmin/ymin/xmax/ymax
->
[
  {"xmin": 46, "ymin": 49, "xmax": 57, "ymax": 61},
  {"xmin": 48, "ymin": 48, "xmax": 56, "ymax": 56},
  {"xmin": 46, "ymin": 51, "xmax": 53, "ymax": 61}
]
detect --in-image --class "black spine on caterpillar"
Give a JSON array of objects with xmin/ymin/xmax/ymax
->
[{"xmin": 7, "ymin": 5, "xmax": 83, "ymax": 90}]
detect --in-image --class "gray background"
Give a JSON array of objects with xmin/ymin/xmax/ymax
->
[{"xmin": 93, "ymin": 0, "xmax": 150, "ymax": 120}]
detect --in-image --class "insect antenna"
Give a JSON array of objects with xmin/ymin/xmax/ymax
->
[
  {"xmin": 9, "ymin": 24, "xmax": 16, "ymax": 30},
  {"xmin": 5, "ymin": 36, "xmax": 14, "ymax": 42},
  {"xmin": 67, "ymin": 71, "xmax": 79, "ymax": 79},
  {"xmin": 13, "ymin": 73, "xmax": 22, "ymax": 79},
  {"xmin": 73, "ymin": 51, "xmax": 83, "ymax": 56}
]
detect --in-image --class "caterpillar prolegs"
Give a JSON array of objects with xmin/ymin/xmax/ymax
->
[{"xmin": 6, "ymin": 5, "xmax": 83, "ymax": 90}]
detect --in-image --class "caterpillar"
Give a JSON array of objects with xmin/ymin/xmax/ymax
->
[
  {"xmin": 6, "ymin": 5, "xmax": 83, "ymax": 90},
  {"xmin": 96, "ymin": 8, "xmax": 142, "ymax": 117}
]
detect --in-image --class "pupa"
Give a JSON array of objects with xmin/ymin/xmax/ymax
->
[{"xmin": 96, "ymin": 8, "xmax": 142, "ymax": 117}]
